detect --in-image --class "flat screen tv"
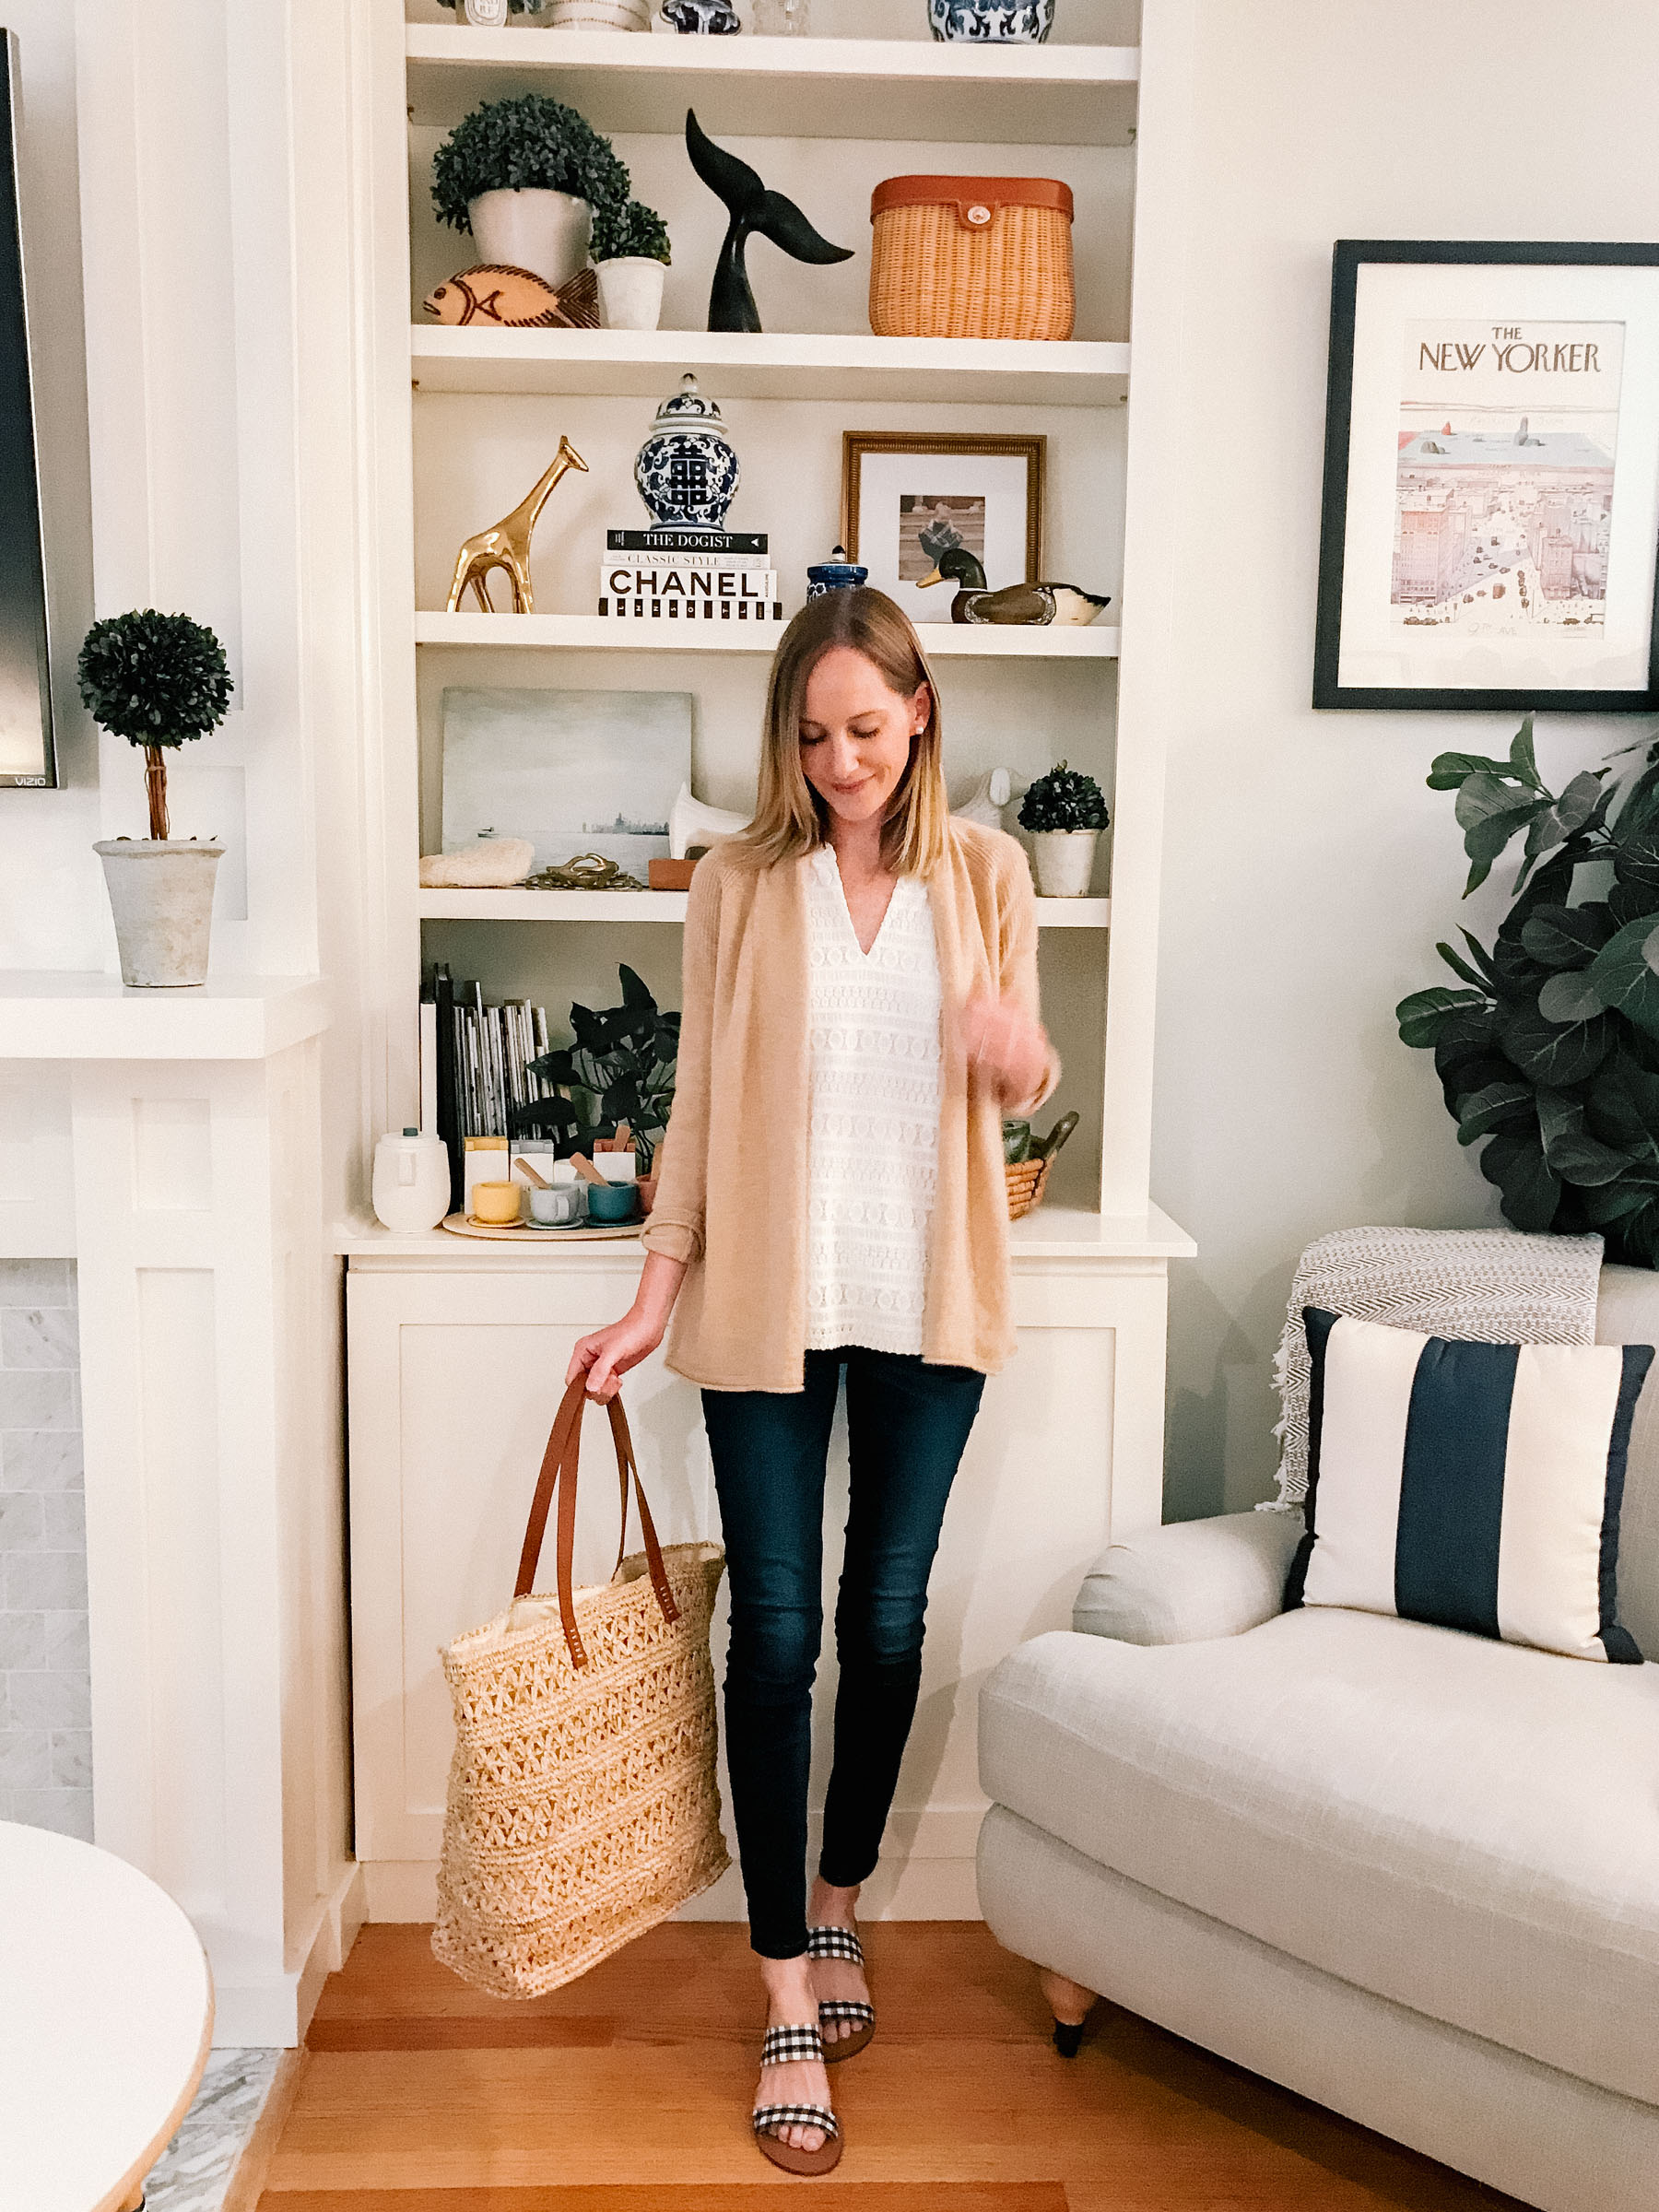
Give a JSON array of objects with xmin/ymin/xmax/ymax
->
[{"xmin": 0, "ymin": 29, "xmax": 53, "ymax": 787}]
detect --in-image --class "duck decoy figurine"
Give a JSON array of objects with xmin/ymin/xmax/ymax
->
[
  {"xmin": 917, "ymin": 546, "xmax": 1112, "ymax": 627},
  {"xmin": 684, "ymin": 109, "xmax": 854, "ymax": 333}
]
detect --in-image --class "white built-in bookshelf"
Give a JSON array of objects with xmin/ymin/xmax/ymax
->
[{"xmin": 386, "ymin": 1, "xmax": 1161, "ymax": 1229}]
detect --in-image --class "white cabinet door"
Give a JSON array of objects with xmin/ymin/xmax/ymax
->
[{"xmin": 346, "ymin": 1250, "xmax": 1168, "ymax": 1921}]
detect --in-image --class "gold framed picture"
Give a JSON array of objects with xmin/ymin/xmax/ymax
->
[{"xmin": 841, "ymin": 432, "xmax": 1046, "ymax": 626}]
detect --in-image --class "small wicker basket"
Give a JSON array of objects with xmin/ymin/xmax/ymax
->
[
  {"xmin": 1005, "ymin": 1154, "xmax": 1053, "ymax": 1220},
  {"xmin": 1004, "ymin": 1110, "xmax": 1078, "ymax": 1220},
  {"xmin": 870, "ymin": 174, "xmax": 1076, "ymax": 342}
]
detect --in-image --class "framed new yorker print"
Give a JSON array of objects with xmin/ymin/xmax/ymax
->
[{"xmin": 1312, "ymin": 241, "xmax": 1659, "ymax": 713}]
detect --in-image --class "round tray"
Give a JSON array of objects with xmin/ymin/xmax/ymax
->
[{"xmin": 441, "ymin": 1212, "xmax": 644, "ymax": 1243}]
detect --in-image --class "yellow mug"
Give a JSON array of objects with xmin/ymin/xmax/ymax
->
[{"xmin": 472, "ymin": 1180, "xmax": 523, "ymax": 1226}]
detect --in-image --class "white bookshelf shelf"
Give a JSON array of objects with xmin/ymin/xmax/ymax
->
[
  {"xmin": 411, "ymin": 326, "xmax": 1130, "ymax": 409},
  {"xmin": 413, "ymin": 611, "xmax": 1120, "ymax": 658},
  {"xmin": 336, "ymin": 1202, "xmax": 1189, "ymax": 1264},
  {"xmin": 405, "ymin": 27, "xmax": 1139, "ymax": 149},
  {"xmin": 418, "ymin": 887, "xmax": 1110, "ymax": 926}
]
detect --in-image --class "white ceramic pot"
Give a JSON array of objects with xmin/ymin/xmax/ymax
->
[
  {"xmin": 1030, "ymin": 827, "xmax": 1100, "ymax": 898},
  {"xmin": 371, "ymin": 1130, "xmax": 453, "ymax": 1234},
  {"xmin": 94, "ymin": 840, "xmax": 223, "ymax": 987},
  {"xmin": 467, "ymin": 189, "xmax": 592, "ymax": 289},
  {"xmin": 549, "ymin": 0, "xmax": 651, "ymax": 24},
  {"xmin": 596, "ymin": 256, "xmax": 665, "ymax": 331}
]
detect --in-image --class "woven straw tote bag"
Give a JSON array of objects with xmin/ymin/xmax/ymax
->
[{"xmin": 432, "ymin": 1376, "xmax": 729, "ymax": 1998}]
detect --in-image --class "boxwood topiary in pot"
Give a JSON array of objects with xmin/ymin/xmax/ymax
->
[
  {"xmin": 77, "ymin": 609, "xmax": 235, "ymax": 988},
  {"xmin": 1397, "ymin": 715, "xmax": 1659, "ymax": 1266},
  {"xmin": 432, "ymin": 93, "xmax": 630, "ymax": 291},
  {"xmin": 1018, "ymin": 759, "xmax": 1109, "ymax": 897},
  {"xmin": 591, "ymin": 197, "xmax": 672, "ymax": 331}
]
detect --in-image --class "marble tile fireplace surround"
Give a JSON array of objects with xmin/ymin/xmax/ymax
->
[{"xmin": 0, "ymin": 1255, "xmax": 89, "ymax": 1842}]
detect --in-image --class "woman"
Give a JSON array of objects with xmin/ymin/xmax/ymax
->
[{"xmin": 568, "ymin": 587, "xmax": 1058, "ymax": 2176}]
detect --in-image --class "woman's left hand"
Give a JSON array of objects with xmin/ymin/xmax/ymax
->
[{"xmin": 959, "ymin": 990, "xmax": 1051, "ymax": 1108}]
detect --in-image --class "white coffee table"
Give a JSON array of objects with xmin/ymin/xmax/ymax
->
[{"xmin": 0, "ymin": 1820, "xmax": 213, "ymax": 2211}]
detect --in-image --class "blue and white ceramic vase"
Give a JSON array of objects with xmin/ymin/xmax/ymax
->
[
  {"xmin": 634, "ymin": 373, "xmax": 742, "ymax": 530},
  {"xmin": 806, "ymin": 546, "xmax": 868, "ymax": 596},
  {"xmin": 661, "ymin": 0, "xmax": 741, "ymax": 29},
  {"xmin": 928, "ymin": 0, "xmax": 1054, "ymax": 40}
]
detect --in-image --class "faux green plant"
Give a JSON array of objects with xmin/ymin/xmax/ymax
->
[
  {"xmin": 76, "ymin": 609, "xmax": 233, "ymax": 842},
  {"xmin": 510, "ymin": 964, "xmax": 678, "ymax": 1169},
  {"xmin": 1396, "ymin": 716, "xmax": 1659, "ymax": 1265},
  {"xmin": 1018, "ymin": 760, "xmax": 1109, "ymax": 834},
  {"xmin": 592, "ymin": 197, "xmax": 673, "ymax": 266},
  {"xmin": 430, "ymin": 95, "xmax": 630, "ymax": 235}
]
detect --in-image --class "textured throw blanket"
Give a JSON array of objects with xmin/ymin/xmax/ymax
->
[{"xmin": 1266, "ymin": 1225, "xmax": 1605, "ymax": 1511}]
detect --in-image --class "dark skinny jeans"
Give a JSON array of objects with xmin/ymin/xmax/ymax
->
[{"xmin": 702, "ymin": 1347, "xmax": 985, "ymax": 1959}]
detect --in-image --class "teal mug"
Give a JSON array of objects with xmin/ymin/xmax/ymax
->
[{"xmin": 584, "ymin": 1180, "xmax": 639, "ymax": 1223}]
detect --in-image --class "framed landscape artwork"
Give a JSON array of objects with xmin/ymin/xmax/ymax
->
[
  {"xmin": 441, "ymin": 688, "xmax": 692, "ymax": 876},
  {"xmin": 841, "ymin": 433, "xmax": 1045, "ymax": 627},
  {"xmin": 1313, "ymin": 241, "xmax": 1659, "ymax": 712}
]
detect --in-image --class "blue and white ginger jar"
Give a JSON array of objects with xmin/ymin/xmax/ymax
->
[
  {"xmin": 634, "ymin": 373, "xmax": 742, "ymax": 531},
  {"xmin": 929, "ymin": 0, "xmax": 1054, "ymax": 40}
]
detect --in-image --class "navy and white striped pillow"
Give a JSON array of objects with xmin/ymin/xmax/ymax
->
[{"xmin": 1285, "ymin": 1308, "xmax": 1652, "ymax": 1664}]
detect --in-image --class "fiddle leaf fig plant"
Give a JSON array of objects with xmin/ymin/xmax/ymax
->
[
  {"xmin": 1018, "ymin": 760, "xmax": 1109, "ymax": 833},
  {"xmin": 431, "ymin": 95, "xmax": 630, "ymax": 235},
  {"xmin": 1397, "ymin": 716, "xmax": 1659, "ymax": 1265},
  {"xmin": 510, "ymin": 964, "xmax": 678, "ymax": 1168}
]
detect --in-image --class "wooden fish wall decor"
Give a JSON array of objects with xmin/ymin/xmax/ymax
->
[{"xmin": 422, "ymin": 264, "xmax": 602, "ymax": 330}]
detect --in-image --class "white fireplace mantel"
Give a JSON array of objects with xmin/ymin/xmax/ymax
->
[{"xmin": 0, "ymin": 973, "xmax": 330, "ymax": 1061}]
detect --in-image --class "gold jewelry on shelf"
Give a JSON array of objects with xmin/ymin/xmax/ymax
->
[{"xmin": 524, "ymin": 853, "xmax": 648, "ymax": 892}]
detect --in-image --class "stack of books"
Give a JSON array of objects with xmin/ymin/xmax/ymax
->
[
  {"xmin": 598, "ymin": 528, "xmax": 782, "ymax": 625},
  {"xmin": 424, "ymin": 967, "xmax": 559, "ymax": 1207}
]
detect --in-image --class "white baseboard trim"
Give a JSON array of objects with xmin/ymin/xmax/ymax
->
[
  {"xmin": 212, "ymin": 1858, "xmax": 364, "ymax": 2045},
  {"xmin": 361, "ymin": 1807, "xmax": 989, "ymax": 1925}
]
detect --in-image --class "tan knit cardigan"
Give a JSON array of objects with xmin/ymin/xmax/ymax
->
[{"xmin": 641, "ymin": 818, "xmax": 1060, "ymax": 1394}]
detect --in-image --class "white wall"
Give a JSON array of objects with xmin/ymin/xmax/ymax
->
[
  {"xmin": 0, "ymin": 2, "xmax": 101, "ymax": 970},
  {"xmin": 1153, "ymin": 0, "xmax": 1659, "ymax": 1516}
]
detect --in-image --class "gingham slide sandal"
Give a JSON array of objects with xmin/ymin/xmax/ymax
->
[
  {"xmin": 808, "ymin": 1923, "xmax": 876, "ymax": 2062},
  {"xmin": 752, "ymin": 2021, "xmax": 843, "ymax": 2176}
]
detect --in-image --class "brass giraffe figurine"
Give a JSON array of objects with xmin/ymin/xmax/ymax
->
[{"xmin": 445, "ymin": 436, "xmax": 590, "ymax": 615}]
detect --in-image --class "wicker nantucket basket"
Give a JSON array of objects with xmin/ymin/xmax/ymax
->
[{"xmin": 869, "ymin": 175, "xmax": 1076, "ymax": 342}]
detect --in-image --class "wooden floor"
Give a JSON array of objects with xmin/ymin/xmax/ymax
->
[{"xmin": 256, "ymin": 1922, "xmax": 1526, "ymax": 2210}]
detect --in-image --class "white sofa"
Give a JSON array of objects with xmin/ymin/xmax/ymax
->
[{"xmin": 977, "ymin": 1263, "xmax": 1659, "ymax": 2212}]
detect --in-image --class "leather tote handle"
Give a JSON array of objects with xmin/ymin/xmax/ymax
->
[{"xmin": 514, "ymin": 1376, "xmax": 680, "ymax": 1669}]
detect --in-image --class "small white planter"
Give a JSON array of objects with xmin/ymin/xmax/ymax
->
[
  {"xmin": 549, "ymin": 0, "xmax": 651, "ymax": 25},
  {"xmin": 95, "ymin": 841, "xmax": 223, "ymax": 987},
  {"xmin": 1030, "ymin": 828, "xmax": 1100, "ymax": 898},
  {"xmin": 596, "ymin": 256, "xmax": 666, "ymax": 331},
  {"xmin": 467, "ymin": 189, "xmax": 592, "ymax": 290}
]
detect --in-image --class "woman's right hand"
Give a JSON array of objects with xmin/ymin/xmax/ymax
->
[
  {"xmin": 566, "ymin": 1251, "xmax": 688, "ymax": 1401},
  {"xmin": 566, "ymin": 1312, "xmax": 662, "ymax": 1402}
]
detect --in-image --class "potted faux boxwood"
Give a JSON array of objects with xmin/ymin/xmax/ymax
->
[
  {"xmin": 593, "ymin": 197, "xmax": 671, "ymax": 330},
  {"xmin": 78, "ymin": 610, "xmax": 234, "ymax": 988},
  {"xmin": 1018, "ymin": 760, "xmax": 1109, "ymax": 896},
  {"xmin": 431, "ymin": 93, "xmax": 629, "ymax": 291}
]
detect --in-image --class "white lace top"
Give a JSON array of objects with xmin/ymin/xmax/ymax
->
[{"xmin": 803, "ymin": 845, "xmax": 943, "ymax": 1356}]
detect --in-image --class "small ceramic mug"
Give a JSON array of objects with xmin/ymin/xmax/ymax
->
[
  {"xmin": 584, "ymin": 1181, "xmax": 639, "ymax": 1222},
  {"xmin": 473, "ymin": 1180, "xmax": 524, "ymax": 1225},
  {"xmin": 528, "ymin": 1183, "xmax": 585, "ymax": 1227}
]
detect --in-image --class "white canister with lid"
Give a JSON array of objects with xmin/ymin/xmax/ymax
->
[{"xmin": 372, "ymin": 1129, "xmax": 452, "ymax": 1233}]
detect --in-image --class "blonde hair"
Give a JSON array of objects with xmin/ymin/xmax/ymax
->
[{"xmin": 738, "ymin": 587, "xmax": 949, "ymax": 877}]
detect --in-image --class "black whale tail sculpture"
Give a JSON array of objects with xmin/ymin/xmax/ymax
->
[{"xmin": 686, "ymin": 109, "xmax": 854, "ymax": 334}]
